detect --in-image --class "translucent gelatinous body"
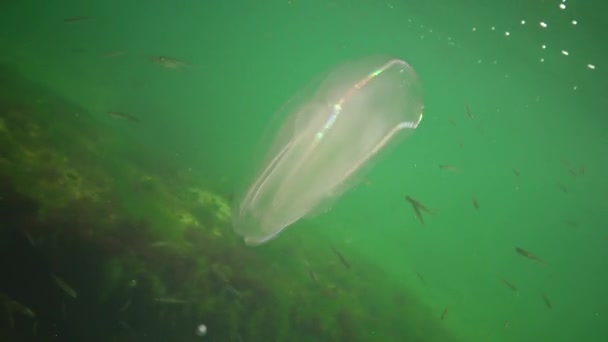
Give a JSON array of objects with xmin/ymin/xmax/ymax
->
[{"xmin": 233, "ymin": 56, "xmax": 423, "ymax": 245}]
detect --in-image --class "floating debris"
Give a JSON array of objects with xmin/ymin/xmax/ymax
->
[{"xmin": 196, "ymin": 323, "xmax": 208, "ymax": 337}]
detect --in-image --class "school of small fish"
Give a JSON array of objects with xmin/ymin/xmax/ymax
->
[{"xmin": 397, "ymin": 104, "xmax": 597, "ymax": 330}]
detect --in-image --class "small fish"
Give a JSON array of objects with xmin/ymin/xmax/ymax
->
[
  {"xmin": 107, "ymin": 111, "xmax": 140, "ymax": 123},
  {"xmin": 70, "ymin": 47, "xmax": 87, "ymax": 54},
  {"xmin": 0, "ymin": 293, "xmax": 35, "ymax": 318},
  {"xmin": 514, "ymin": 247, "xmax": 544, "ymax": 265},
  {"xmin": 119, "ymin": 299, "xmax": 132, "ymax": 312},
  {"xmin": 225, "ymin": 284, "xmax": 244, "ymax": 299},
  {"xmin": 308, "ymin": 270, "xmax": 318, "ymax": 283},
  {"xmin": 211, "ymin": 263, "xmax": 230, "ymax": 283},
  {"xmin": 0, "ymin": 293, "xmax": 35, "ymax": 329},
  {"xmin": 102, "ymin": 50, "xmax": 127, "ymax": 58},
  {"xmin": 499, "ymin": 277, "xmax": 519, "ymax": 295},
  {"xmin": 405, "ymin": 195, "xmax": 434, "ymax": 225},
  {"xmin": 440, "ymin": 306, "xmax": 449, "ymax": 320},
  {"xmin": 541, "ymin": 292, "xmax": 552, "ymax": 310},
  {"xmin": 472, "ymin": 195, "xmax": 479, "ymax": 209},
  {"xmin": 150, "ymin": 56, "xmax": 191, "ymax": 70},
  {"xmin": 153, "ymin": 297, "xmax": 189, "ymax": 304},
  {"xmin": 580, "ymin": 164, "xmax": 586, "ymax": 175},
  {"xmin": 465, "ymin": 104, "xmax": 474, "ymax": 119},
  {"xmin": 118, "ymin": 320, "xmax": 136, "ymax": 335},
  {"xmin": 21, "ymin": 230, "xmax": 36, "ymax": 247},
  {"xmin": 439, "ymin": 164, "xmax": 462, "ymax": 172},
  {"xmin": 330, "ymin": 245, "xmax": 351, "ymax": 270},
  {"xmin": 149, "ymin": 241, "xmax": 173, "ymax": 248},
  {"xmin": 63, "ymin": 16, "xmax": 93, "ymax": 23},
  {"xmin": 560, "ymin": 160, "xmax": 578, "ymax": 177},
  {"xmin": 512, "ymin": 168, "xmax": 520, "ymax": 176},
  {"xmin": 503, "ymin": 320, "xmax": 510, "ymax": 329},
  {"xmin": 51, "ymin": 274, "xmax": 78, "ymax": 299},
  {"xmin": 416, "ymin": 272, "xmax": 427, "ymax": 286},
  {"xmin": 556, "ymin": 182, "xmax": 568, "ymax": 193}
]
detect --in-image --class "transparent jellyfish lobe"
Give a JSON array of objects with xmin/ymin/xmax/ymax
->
[{"xmin": 233, "ymin": 56, "xmax": 424, "ymax": 246}]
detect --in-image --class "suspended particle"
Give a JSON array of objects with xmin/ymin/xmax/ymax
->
[{"xmin": 196, "ymin": 324, "xmax": 207, "ymax": 337}]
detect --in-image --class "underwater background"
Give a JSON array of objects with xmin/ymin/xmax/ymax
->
[{"xmin": 0, "ymin": 0, "xmax": 606, "ymax": 341}]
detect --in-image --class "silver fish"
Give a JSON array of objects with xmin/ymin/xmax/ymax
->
[
  {"xmin": 149, "ymin": 56, "xmax": 191, "ymax": 70},
  {"xmin": 153, "ymin": 297, "xmax": 189, "ymax": 304},
  {"xmin": 51, "ymin": 274, "xmax": 78, "ymax": 299},
  {"xmin": 107, "ymin": 111, "xmax": 140, "ymax": 123}
]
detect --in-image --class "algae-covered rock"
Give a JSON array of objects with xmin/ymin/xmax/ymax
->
[
  {"xmin": 175, "ymin": 210, "xmax": 200, "ymax": 227},
  {"xmin": 186, "ymin": 187, "xmax": 231, "ymax": 225}
]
